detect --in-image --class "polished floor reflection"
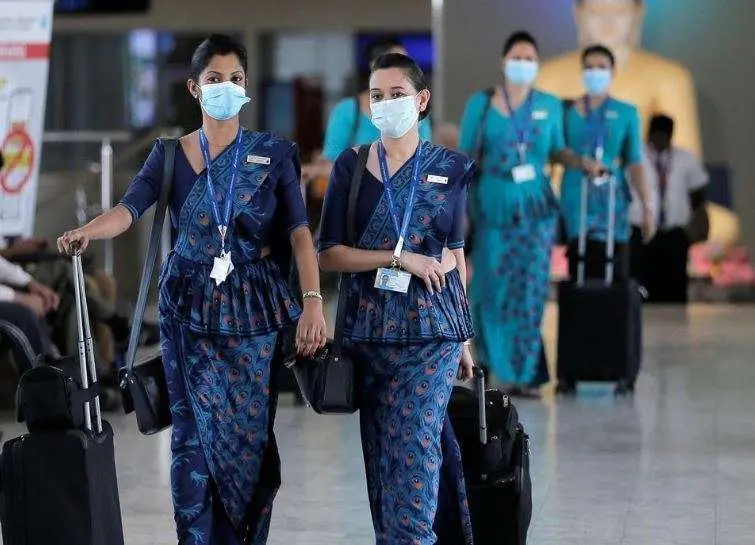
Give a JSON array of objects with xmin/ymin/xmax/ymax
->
[{"xmin": 1, "ymin": 304, "xmax": 753, "ymax": 544}]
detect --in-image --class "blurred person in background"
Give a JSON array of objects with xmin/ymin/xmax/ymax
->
[
  {"xmin": 630, "ymin": 114, "xmax": 708, "ymax": 303},
  {"xmin": 0, "ymin": 254, "xmax": 59, "ymax": 365},
  {"xmin": 459, "ymin": 31, "xmax": 570, "ymax": 397},
  {"xmin": 58, "ymin": 34, "xmax": 325, "ymax": 545},
  {"xmin": 560, "ymin": 44, "xmax": 655, "ymax": 281}
]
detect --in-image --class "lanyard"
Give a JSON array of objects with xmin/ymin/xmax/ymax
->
[
  {"xmin": 501, "ymin": 86, "xmax": 534, "ymax": 163},
  {"xmin": 583, "ymin": 96, "xmax": 609, "ymax": 161},
  {"xmin": 199, "ymin": 128, "xmax": 243, "ymax": 252},
  {"xmin": 378, "ymin": 141, "xmax": 424, "ymax": 259}
]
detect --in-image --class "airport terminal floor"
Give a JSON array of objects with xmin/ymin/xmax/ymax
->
[{"xmin": 1, "ymin": 303, "xmax": 753, "ymax": 545}]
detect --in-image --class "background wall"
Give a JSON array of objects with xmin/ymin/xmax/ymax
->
[{"xmin": 438, "ymin": 0, "xmax": 755, "ymax": 251}]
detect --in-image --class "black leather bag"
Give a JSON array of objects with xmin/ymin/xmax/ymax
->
[
  {"xmin": 119, "ymin": 138, "xmax": 177, "ymax": 435},
  {"xmin": 284, "ymin": 145, "xmax": 369, "ymax": 415}
]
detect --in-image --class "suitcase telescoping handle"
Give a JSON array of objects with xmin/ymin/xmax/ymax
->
[
  {"xmin": 70, "ymin": 242, "xmax": 103, "ymax": 434},
  {"xmin": 576, "ymin": 150, "xmax": 617, "ymax": 287},
  {"xmin": 473, "ymin": 367, "xmax": 488, "ymax": 445}
]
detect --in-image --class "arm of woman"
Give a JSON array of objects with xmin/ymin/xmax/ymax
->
[
  {"xmin": 279, "ymin": 147, "xmax": 326, "ymax": 356},
  {"xmin": 57, "ymin": 140, "xmax": 166, "ymax": 254},
  {"xmin": 448, "ymin": 180, "xmax": 474, "ymax": 380},
  {"xmin": 625, "ymin": 109, "xmax": 656, "ymax": 241}
]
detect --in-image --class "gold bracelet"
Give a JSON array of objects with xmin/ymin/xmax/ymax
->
[{"xmin": 302, "ymin": 291, "xmax": 323, "ymax": 301}]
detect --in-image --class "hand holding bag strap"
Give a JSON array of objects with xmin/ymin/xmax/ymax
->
[
  {"xmin": 332, "ymin": 144, "xmax": 369, "ymax": 358},
  {"xmin": 123, "ymin": 138, "xmax": 178, "ymax": 377}
]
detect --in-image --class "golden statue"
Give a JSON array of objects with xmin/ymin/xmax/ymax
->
[{"xmin": 537, "ymin": 0, "xmax": 739, "ymax": 248}]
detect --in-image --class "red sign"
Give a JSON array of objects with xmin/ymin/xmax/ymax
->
[
  {"xmin": 0, "ymin": 127, "xmax": 35, "ymax": 194},
  {"xmin": 0, "ymin": 43, "xmax": 50, "ymax": 61}
]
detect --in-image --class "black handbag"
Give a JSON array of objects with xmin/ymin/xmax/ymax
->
[
  {"xmin": 284, "ymin": 145, "xmax": 369, "ymax": 414},
  {"xmin": 119, "ymin": 137, "xmax": 177, "ymax": 435}
]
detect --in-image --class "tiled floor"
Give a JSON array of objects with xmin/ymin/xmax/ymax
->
[{"xmin": 2, "ymin": 304, "xmax": 754, "ymax": 544}]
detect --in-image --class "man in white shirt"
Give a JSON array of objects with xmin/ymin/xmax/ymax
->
[
  {"xmin": 630, "ymin": 115, "xmax": 709, "ymax": 303},
  {"xmin": 0, "ymin": 255, "xmax": 60, "ymax": 368}
]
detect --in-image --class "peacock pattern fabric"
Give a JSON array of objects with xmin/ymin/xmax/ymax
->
[
  {"xmin": 319, "ymin": 142, "xmax": 475, "ymax": 544},
  {"xmin": 119, "ymin": 128, "xmax": 308, "ymax": 544}
]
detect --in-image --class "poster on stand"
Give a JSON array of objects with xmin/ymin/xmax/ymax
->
[{"xmin": 0, "ymin": 0, "xmax": 54, "ymax": 236}]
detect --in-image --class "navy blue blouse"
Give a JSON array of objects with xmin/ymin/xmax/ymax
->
[
  {"xmin": 119, "ymin": 130, "xmax": 308, "ymax": 336},
  {"xmin": 318, "ymin": 143, "xmax": 475, "ymax": 344}
]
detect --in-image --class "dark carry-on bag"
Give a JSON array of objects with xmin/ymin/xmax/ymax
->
[
  {"xmin": 447, "ymin": 368, "xmax": 532, "ymax": 545},
  {"xmin": 556, "ymin": 173, "xmax": 643, "ymax": 395},
  {"xmin": 0, "ymin": 249, "xmax": 125, "ymax": 545},
  {"xmin": 283, "ymin": 145, "xmax": 369, "ymax": 415}
]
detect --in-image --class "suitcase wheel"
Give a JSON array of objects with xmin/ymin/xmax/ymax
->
[
  {"xmin": 556, "ymin": 380, "xmax": 577, "ymax": 396},
  {"xmin": 614, "ymin": 379, "xmax": 635, "ymax": 396}
]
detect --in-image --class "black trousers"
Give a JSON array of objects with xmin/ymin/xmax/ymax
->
[
  {"xmin": 0, "ymin": 301, "xmax": 53, "ymax": 373},
  {"xmin": 566, "ymin": 238, "xmax": 630, "ymax": 283},
  {"xmin": 630, "ymin": 226, "xmax": 689, "ymax": 303}
]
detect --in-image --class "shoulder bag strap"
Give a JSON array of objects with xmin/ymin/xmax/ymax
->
[
  {"xmin": 474, "ymin": 88, "xmax": 495, "ymax": 164},
  {"xmin": 332, "ymin": 144, "xmax": 369, "ymax": 356},
  {"xmin": 124, "ymin": 137, "xmax": 178, "ymax": 374}
]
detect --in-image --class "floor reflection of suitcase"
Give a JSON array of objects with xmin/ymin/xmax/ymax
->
[
  {"xmin": 556, "ymin": 173, "xmax": 643, "ymax": 396},
  {"xmin": 447, "ymin": 369, "xmax": 532, "ymax": 544}
]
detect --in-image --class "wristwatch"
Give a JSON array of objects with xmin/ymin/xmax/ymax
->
[{"xmin": 302, "ymin": 291, "xmax": 323, "ymax": 301}]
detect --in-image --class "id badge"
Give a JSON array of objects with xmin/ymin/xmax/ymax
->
[
  {"xmin": 512, "ymin": 164, "xmax": 536, "ymax": 184},
  {"xmin": 593, "ymin": 175, "xmax": 609, "ymax": 187},
  {"xmin": 210, "ymin": 251, "xmax": 234, "ymax": 286},
  {"xmin": 374, "ymin": 267, "xmax": 411, "ymax": 294}
]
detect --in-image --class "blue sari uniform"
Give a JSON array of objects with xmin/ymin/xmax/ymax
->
[
  {"xmin": 459, "ymin": 89, "xmax": 564, "ymax": 388},
  {"xmin": 561, "ymin": 97, "xmax": 643, "ymax": 243},
  {"xmin": 120, "ymin": 130, "xmax": 308, "ymax": 545},
  {"xmin": 318, "ymin": 143, "xmax": 475, "ymax": 545}
]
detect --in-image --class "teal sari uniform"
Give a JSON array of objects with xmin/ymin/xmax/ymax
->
[
  {"xmin": 561, "ymin": 96, "xmax": 643, "ymax": 244},
  {"xmin": 459, "ymin": 89, "xmax": 564, "ymax": 387}
]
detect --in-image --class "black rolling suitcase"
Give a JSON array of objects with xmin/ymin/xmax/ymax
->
[
  {"xmin": 0, "ymin": 249, "xmax": 125, "ymax": 545},
  {"xmin": 556, "ymin": 171, "xmax": 643, "ymax": 395},
  {"xmin": 447, "ymin": 369, "xmax": 532, "ymax": 545}
]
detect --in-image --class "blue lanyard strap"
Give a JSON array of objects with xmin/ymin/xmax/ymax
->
[
  {"xmin": 583, "ymin": 96, "xmax": 609, "ymax": 160},
  {"xmin": 199, "ymin": 128, "xmax": 243, "ymax": 251},
  {"xmin": 501, "ymin": 86, "xmax": 534, "ymax": 161},
  {"xmin": 378, "ymin": 140, "xmax": 424, "ymax": 259}
]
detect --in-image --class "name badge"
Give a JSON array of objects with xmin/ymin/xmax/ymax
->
[
  {"xmin": 606, "ymin": 111, "xmax": 619, "ymax": 119},
  {"xmin": 512, "ymin": 164, "xmax": 536, "ymax": 184},
  {"xmin": 246, "ymin": 154, "xmax": 271, "ymax": 165},
  {"xmin": 374, "ymin": 267, "xmax": 411, "ymax": 294},
  {"xmin": 426, "ymin": 174, "xmax": 448, "ymax": 185},
  {"xmin": 532, "ymin": 110, "xmax": 548, "ymax": 120}
]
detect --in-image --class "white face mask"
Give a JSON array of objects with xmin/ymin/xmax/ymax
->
[{"xmin": 370, "ymin": 95, "xmax": 420, "ymax": 139}]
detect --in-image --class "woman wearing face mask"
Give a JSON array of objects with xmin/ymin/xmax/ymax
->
[
  {"xmin": 319, "ymin": 53, "xmax": 475, "ymax": 545},
  {"xmin": 458, "ymin": 31, "xmax": 570, "ymax": 397},
  {"xmin": 300, "ymin": 37, "xmax": 433, "ymax": 185},
  {"xmin": 561, "ymin": 44, "xmax": 655, "ymax": 281},
  {"xmin": 57, "ymin": 34, "xmax": 326, "ymax": 545}
]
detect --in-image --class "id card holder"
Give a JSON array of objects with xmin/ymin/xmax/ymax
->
[
  {"xmin": 374, "ymin": 267, "xmax": 411, "ymax": 294},
  {"xmin": 512, "ymin": 164, "xmax": 536, "ymax": 184},
  {"xmin": 592, "ymin": 175, "xmax": 609, "ymax": 187},
  {"xmin": 210, "ymin": 251, "xmax": 234, "ymax": 286}
]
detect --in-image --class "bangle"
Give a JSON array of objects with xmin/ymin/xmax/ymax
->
[{"xmin": 302, "ymin": 291, "xmax": 323, "ymax": 301}]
